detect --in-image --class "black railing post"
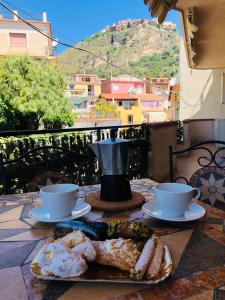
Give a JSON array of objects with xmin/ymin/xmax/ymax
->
[
  {"xmin": 110, "ymin": 128, "xmax": 117, "ymax": 141},
  {"xmin": 169, "ymin": 145, "xmax": 174, "ymax": 182},
  {"xmin": 97, "ymin": 128, "xmax": 101, "ymax": 141}
]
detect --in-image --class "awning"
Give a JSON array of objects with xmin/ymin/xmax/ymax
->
[
  {"xmin": 144, "ymin": 0, "xmax": 225, "ymax": 69},
  {"xmin": 144, "ymin": 0, "xmax": 177, "ymax": 23}
]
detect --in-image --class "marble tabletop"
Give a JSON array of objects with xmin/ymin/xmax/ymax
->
[{"xmin": 0, "ymin": 178, "xmax": 225, "ymax": 300}]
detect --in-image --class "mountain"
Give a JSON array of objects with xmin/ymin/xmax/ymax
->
[{"xmin": 57, "ymin": 19, "xmax": 179, "ymax": 79}]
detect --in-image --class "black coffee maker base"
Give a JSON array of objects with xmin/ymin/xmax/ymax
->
[{"xmin": 100, "ymin": 175, "xmax": 132, "ymax": 202}]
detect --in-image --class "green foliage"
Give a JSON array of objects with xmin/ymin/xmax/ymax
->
[
  {"xmin": 129, "ymin": 45, "xmax": 179, "ymax": 77},
  {"xmin": 0, "ymin": 56, "xmax": 74, "ymax": 130},
  {"xmin": 58, "ymin": 20, "xmax": 179, "ymax": 79},
  {"xmin": 94, "ymin": 98, "xmax": 118, "ymax": 117}
]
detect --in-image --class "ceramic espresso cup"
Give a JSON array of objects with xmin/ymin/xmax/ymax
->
[
  {"xmin": 39, "ymin": 184, "xmax": 79, "ymax": 218},
  {"xmin": 155, "ymin": 183, "xmax": 200, "ymax": 218}
]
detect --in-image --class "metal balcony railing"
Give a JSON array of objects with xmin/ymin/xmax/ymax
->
[{"xmin": 0, "ymin": 124, "xmax": 149, "ymax": 194}]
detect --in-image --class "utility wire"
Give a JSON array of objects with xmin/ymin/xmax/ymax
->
[
  {"xmin": 0, "ymin": 1, "xmax": 149, "ymax": 81},
  {"xmin": 1, "ymin": 0, "xmax": 77, "ymax": 44},
  {"xmin": 0, "ymin": 1, "xmax": 181, "ymax": 98}
]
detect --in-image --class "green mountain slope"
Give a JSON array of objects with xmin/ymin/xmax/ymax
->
[{"xmin": 58, "ymin": 19, "xmax": 179, "ymax": 79}]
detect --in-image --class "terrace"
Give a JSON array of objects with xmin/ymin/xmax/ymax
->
[
  {"xmin": 1, "ymin": 1, "xmax": 225, "ymax": 299},
  {"xmin": 0, "ymin": 118, "xmax": 219, "ymax": 193}
]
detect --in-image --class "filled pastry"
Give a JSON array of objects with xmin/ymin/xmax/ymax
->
[
  {"xmin": 54, "ymin": 230, "xmax": 87, "ymax": 248},
  {"xmin": 131, "ymin": 238, "xmax": 155, "ymax": 280},
  {"xmin": 31, "ymin": 242, "xmax": 87, "ymax": 278},
  {"xmin": 93, "ymin": 238, "xmax": 140, "ymax": 271},
  {"xmin": 146, "ymin": 239, "xmax": 164, "ymax": 279},
  {"xmin": 72, "ymin": 239, "xmax": 97, "ymax": 261}
]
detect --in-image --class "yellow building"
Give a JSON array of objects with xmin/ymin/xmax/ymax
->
[
  {"xmin": 66, "ymin": 74, "xmax": 102, "ymax": 112},
  {"xmin": 101, "ymin": 93, "xmax": 142, "ymax": 125},
  {"xmin": 68, "ymin": 74, "xmax": 101, "ymax": 98},
  {"xmin": 0, "ymin": 12, "xmax": 55, "ymax": 62}
]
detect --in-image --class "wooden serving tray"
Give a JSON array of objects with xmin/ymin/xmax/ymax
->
[
  {"xmin": 32, "ymin": 246, "xmax": 173, "ymax": 285},
  {"xmin": 86, "ymin": 191, "xmax": 145, "ymax": 212}
]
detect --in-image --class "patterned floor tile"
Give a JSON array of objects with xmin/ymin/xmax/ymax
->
[
  {"xmin": 0, "ymin": 241, "xmax": 38, "ymax": 268},
  {"xmin": 210, "ymin": 223, "xmax": 224, "ymax": 232},
  {"xmin": 202, "ymin": 215, "xmax": 224, "ymax": 225},
  {"xmin": 25, "ymin": 238, "xmax": 50, "ymax": 264},
  {"xmin": 0, "ymin": 206, "xmax": 24, "ymax": 222},
  {"xmin": 185, "ymin": 290, "xmax": 213, "ymax": 300},
  {"xmin": 0, "ymin": 200, "xmax": 20, "ymax": 206},
  {"xmin": 2, "ymin": 228, "xmax": 53, "ymax": 241},
  {"xmin": 124, "ymin": 286, "xmax": 174, "ymax": 300},
  {"xmin": 187, "ymin": 270, "xmax": 224, "ymax": 290},
  {"xmin": 0, "ymin": 219, "xmax": 31, "ymax": 229},
  {"xmin": 0, "ymin": 241, "xmax": 33, "ymax": 256},
  {"xmin": 22, "ymin": 218, "xmax": 54, "ymax": 229},
  {"xmin": 0, "ymin": 228, "xmax": 29, "ymax": 240},
  {"xmin": 160, "ymin": 229, "xmax": 193, "ymax": 272},
  {"xmin": 198, "ymin": 223, "xmax": 225, "ymax": 246},
  {"xmin": 21, "ymin": 204, "xmax": 36, "ymax": 218},
  {"xmin": 173, "ymin": 230, "xmax": 225, "ymax": 279},
  {"xmin": 209, "ymin": 266, "xmax": 225, "ymax": 284},
  {"xmin": 0, "ymin": 205, "xmax": 22, "ymax": 214},
  {"xmin": 165, "ymin": 278, "xmax": 200, "ymax": 299},
  {"xmin": 0, "ymin": 266, "xmax": 28, "ymax": 300},
  {"xmin": 59, "ymin": 283, "xmax": 145, "ymax": 300},
  {"xmin": 22, "ymin": 263, "xmax": 48, "ymax": 300},
  {"xmin": 213, "ymin": 288, "xmax": 225, "ymax": 300}
]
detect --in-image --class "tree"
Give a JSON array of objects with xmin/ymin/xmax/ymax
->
[
  {"xmin": 94, "ymin": 98, "xmax": 118, "ymax": 118},
  {"xmin": 0, "ymin": 56, "xmax": 74, "ymax": 130}
]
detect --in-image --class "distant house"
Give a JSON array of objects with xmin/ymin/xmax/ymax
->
[
  {"xmin": 146, "ymin": 77, "xmax": 169, "ymax": 95},
  {"xmin": 101, "ymin": 75, "xmax": 169, "ymax": 125},
  {"xmin": 66, "ymin": 74, "xmax": 101, "ymax": 111},
  {"xmin": 101, "ymin": 75, "xmax": 146, "ymax": 95},
  {"xmin": 101, "ymin": 93, "xmax": 141, "ymax": 125},
  {"xmin": 0, "ymin": 11, "xmax": 55, "ymax": 62},
  {"xmin": 138, "ymin": 94, "xmax": 168, "ymax": 122}
]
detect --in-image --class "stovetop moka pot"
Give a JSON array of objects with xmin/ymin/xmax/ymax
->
[{"xmin": 90, "ymin": 135, "xmax": 132, "ymax": 202}]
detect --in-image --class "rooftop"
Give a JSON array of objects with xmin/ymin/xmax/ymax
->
[{"xmin": 101, "ymin": 93, "xmax": 138, "ymax": 100}]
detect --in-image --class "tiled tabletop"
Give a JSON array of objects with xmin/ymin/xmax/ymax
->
[{"xmin": 0, "ymin": 179, "xmax": 225, "ymax": 300}]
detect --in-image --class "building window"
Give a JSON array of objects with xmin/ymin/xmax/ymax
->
[
  {"xmin": 9, "ymin": 33, "xmax": 27, "ymax": 47},
  {"xmin": 81, "ymin": 77, "xmax": 91, "ymax": 82},
  {"xmin": 69, "ymin": 84, "xmax": 75, "ymax": 90},
  {"xmin": 118, "ymin": 101, "xmax": 123, "ymax": 106},
  {"xmin": 127, "ymin": 114, "xmax": 133, "ymax": 125},
  {"xmin": 222, "ymin": 73, "xmax": 225, "ymax": 104},
  {"xmin": 88, "ymin": 85, "xmax": 94, "ymax": 96},
  {"xmin": 112, "ymin": 84, "xmax": 119, "ymax": 91}
]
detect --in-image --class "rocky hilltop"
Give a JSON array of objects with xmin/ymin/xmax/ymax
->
[{"xmin": 58, "ymin": 19, "xmax": 179, "ymax": 78}]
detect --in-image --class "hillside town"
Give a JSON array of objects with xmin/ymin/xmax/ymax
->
[{"xmin": 0, "ymin": 11, "xmax": 179, "ymax": 128}]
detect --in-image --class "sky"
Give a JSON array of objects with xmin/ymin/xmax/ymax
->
[{"xmin": 0, "ymin": 0, "xmax": 181, "ymax": 54}]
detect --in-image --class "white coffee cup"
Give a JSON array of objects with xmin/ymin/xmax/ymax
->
[
  {"xmin": 39, "ymin": 184, "xmax": 79, "ymax": 218},
  {"xmin": 155, "ymin": 183, "xmax": 200, "ymax": 218}
]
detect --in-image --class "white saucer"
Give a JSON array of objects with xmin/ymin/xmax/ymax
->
[
  {"xmin": 29, "ymin": 201, "xmax": 91, "ymax": 223},
  {"xmin": 142, "ymin": 200, "xmax": 206, "ymax": 222}
]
